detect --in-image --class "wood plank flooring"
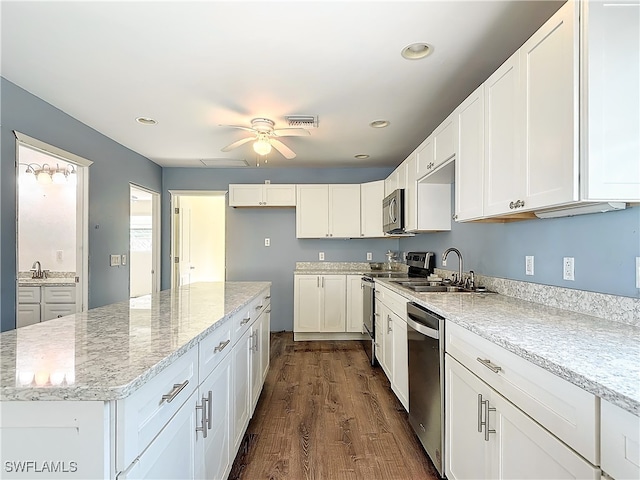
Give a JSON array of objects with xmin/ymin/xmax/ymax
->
[{"xmin": 229, "ymin": 332, "xmax": 439, "ymax": 480}]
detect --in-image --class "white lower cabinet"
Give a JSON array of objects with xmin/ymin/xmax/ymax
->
[
  {"xmin": 293, "ymin": 274, "xmax": 346, "ymax": 334},
  {"xmin": 346, "ymin": 275, "xmax": 364, "ymax": 333},
  {"xmin": 232, "ymin": 325, "xmax": 252, "ymax": 454},
  {"xmin": 601, "ymin": 400, "xmax": 640, "ymax": 480},
  {"xmin": 445, "ymin": 355, "xmax": 600, "ymax": 480},
  {"xmin": 17, "ymin": 284, "xmax": 77, "ymax": 326}
]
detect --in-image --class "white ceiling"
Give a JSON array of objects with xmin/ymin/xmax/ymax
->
[{"xmin": 1, "ymin": 1, "xmax": 563, "ymax": 169}]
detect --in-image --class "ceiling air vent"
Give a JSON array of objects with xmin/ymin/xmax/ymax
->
[
  {"xmin": 284, "ymin": 115, "xmax": 318, "ymax": 128},
  {"xmin": 200, "ymin": 158, "xmax": 249, "ymax": 168}
]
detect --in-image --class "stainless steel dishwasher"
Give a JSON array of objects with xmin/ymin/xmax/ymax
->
[{"xmin": 407, "ymin": 302, "xmax": 445, "ymax": 478}]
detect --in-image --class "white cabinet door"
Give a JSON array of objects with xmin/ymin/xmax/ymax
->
[
  {"xmin": 294, "ymin": 275, "xmax": 322, "ymax": 332},
  {"xmin": 520, "ymin": 0, "xmax": 578, "ymax": 210},
  {"xmin": 263, "ymin": 184, "xmax": 296, "ymax": 206},
  {"xmin": 17, "ymin": 304, "xmax": 40, "ymax": 327},
  {"xmin": 228, "ymin": 185, "xmax": 264, "ymax": 206},
  {"xmin": 583, "ymin": 0, "xmax": 640, "ymax": 201},
  {"xmin": 122, "ymin": 391, "xmax": 199, "ymax": 479},
  {"xmin": 433, "ymin": 112, "xmax": 456, "ymax": 168},
  {"xmin": 374, "ymin": 297, "xmax": 384, "ymax": 366},
  {"xmin": 445, "ymin": 355, "xmax": 492, "ymax": 480},
  {"xmin": 42, "ymin": 303, "xmax": 76, "ymax": 321},
  {"xmin": 329, "ymin": 184, "xmax": 360, "ymax": 238},
  {"xmin": 404, "ymin": 153, "xmax": 418, "ymax": 231},
  {"xmin": 384, "ymin": 169, "xmax": 399, "ymax": 197},
  {"xmin": 455, "ymin": 85, "xmax": 485, "ymax": 222},
  {"xmin": 198, "ymin": 353, "xmax": 232, "ymax": 480},
  {"xmin": 360, "ymin": 180, "xmax": 385, "ymax": 237},
  {"xmin": 390, "ymin": 311, "xmax": 408, "ymax": 411},
  {"xmin": 484, "ymin": 51, "xmax": 524, "ymax": 216},
  {"xmin": 346, "ymin": 275, "xmax": 363, "ymax": 333},
  {"xmin": 601, "ymin": 400, "xmax": 640, "ymax": 480},
  {"xmin": 416, "ymin": 135, "xmax": 435, "ymax": 179},
  {"xmin": 231, "ymin": 328, "xmax": 252, "ymax": 454},
  {"xmin": 260, "ymin": 308, "xmax": 271, "ymax": 384},
  {"xmin": 321, "ymin": 275, "xmax": 346, "ymax": 332},
  {"xmin": 296, "ymin": 185, "xmax": 329, "ymax": 238},
  {"xmin": 250, "ymin": 314, "xmax": 264, "ymax": 411},
  {"xmin": 382, "ymin": 310, "xmax": 394, "ymax": 381}
]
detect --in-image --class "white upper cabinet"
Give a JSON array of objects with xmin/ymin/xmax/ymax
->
[
  {"xmin": 360, "ymin": 180, "xmax": 385, "ymax": 237},
  {"xmin": 483, "ymin": 50, "xmax": 523, "ymax": 217},
  {"xmin": 416, "ymin": 135, "xmax": 435, "ymax": 179},
  {"xmin": 404, "ymin": 153, "xmax": 418, "ymax": 231},
  {"xmin": 296, "ymin": 184, "xmax": 360, "ymax": 238},
  {"xmin": 433, "ymin": 112, "xmax": 457, "ymax": 168},
  {"xmin": 228, "ymin": 184, "xmax": 296, "ymax": 207},
  {"xmin": 455, "ymin": 85, "xmax": 485, "ymax": 222},
  {"xmin": 581, "ymin": 0, "xmax": 640, "ymax": 201},
  {"xmin": 520, "ymin": 0, "xmax": 579, "ymax": 210}
]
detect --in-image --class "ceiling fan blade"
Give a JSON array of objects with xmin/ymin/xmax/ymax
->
[
  {"xmin": 273, "ymin": 128, "xmax": 310, "ymax": 137},
  {"xmin": 221, "ymin": 136, "xmax": 255, "ymax": 152},
  {"xmin": 270, "ymin": 138, "xmax": 296, "ymax": 159},
  {"xmin": 219, "ymin": 124, "xmax": 256, "ymax": 133}
]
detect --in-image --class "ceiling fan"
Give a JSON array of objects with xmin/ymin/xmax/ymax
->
[{"xmin": 220, "ymin": 118, "xmax": 310, "ymax": 159}]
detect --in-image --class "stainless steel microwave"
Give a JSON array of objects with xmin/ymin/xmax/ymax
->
[{"xmin": 383, "ymin": 189, "xmax": 405, "ymax": 234}]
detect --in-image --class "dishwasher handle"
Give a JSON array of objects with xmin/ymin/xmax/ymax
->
[{"xmin": 406, "ymin": 316, "xmax": 439, "ymax": 340}]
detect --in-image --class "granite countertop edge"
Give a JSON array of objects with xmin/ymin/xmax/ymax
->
[{"xmin": 376, "ymin": 279, "xmax": 640, "ymax": 416}]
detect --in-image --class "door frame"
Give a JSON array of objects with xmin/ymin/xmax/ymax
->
[
  {"xmin": 14, "ymin": 131, "xmax": 92, "ymax": 314},
  {"xmin": 168, "ymin": 190, "xmax": 227, "ymax": 289},
  {"xmin": 129, "ymin": 183, "xmax": 161, "ymax": 296}
]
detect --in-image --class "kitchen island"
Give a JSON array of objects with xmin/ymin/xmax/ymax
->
[{"xmin": 0, "ymin": 281, "xmax": 271, "ymax": 479}]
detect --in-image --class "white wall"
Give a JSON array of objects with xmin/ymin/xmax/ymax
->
[{"xmin": 18, "ymin": 147, "xmax": 76, "ymax": 273}]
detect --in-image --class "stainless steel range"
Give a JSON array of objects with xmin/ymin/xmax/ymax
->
[{"xmin": 361, "ymin": 252, "xmax": 435, "ymax": 366}]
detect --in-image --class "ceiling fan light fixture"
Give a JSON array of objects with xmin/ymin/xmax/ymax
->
[
  {"xmin": 401, "ymin": 42, "xmax": 432, "ymax": 60},
  {"xmin": 253, "ymin": 136, "xmax": 272, "ymax": 156}
]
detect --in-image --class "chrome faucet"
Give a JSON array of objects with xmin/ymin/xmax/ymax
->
[
  {"xmin": 31, "ymin": 260, "xmax": 43, "ymax": 279},
  {"xmin": 442, "ymin": 248, "xmax": 464, "ymax": 286}
]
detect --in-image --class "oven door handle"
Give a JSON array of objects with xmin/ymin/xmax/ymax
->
[{"xmin": 406, "ymin": 316, "xmax": 439, "ymax": 340}]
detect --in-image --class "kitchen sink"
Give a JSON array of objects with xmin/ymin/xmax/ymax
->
[
  {"xmin": 391, "ymin": 280, "xmax": 432, "ymax": 287},
  {"xmin": 406, "ymin": 284, "xmax": 494, "ymax": 294}
]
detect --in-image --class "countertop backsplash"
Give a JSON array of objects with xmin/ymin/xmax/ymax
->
[{"xmin": 435, "ymin": 268, "xmax": 639, "ymax": 327}]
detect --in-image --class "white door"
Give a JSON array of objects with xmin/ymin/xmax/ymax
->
[
  {"xmin": 294, "ymin": 275, "xmax": 322, "ymax": 332},
  {"xmin": 484, "ymin": 51, "xmax": 523, "ymax": 216},
  {"xmin": 321, "ymin": 275, "xmax": 347, "ymax": 332},
  {"xmin": 129, "ymin": 185, "xmax": 159, "ymax": 298},
  {"xmin": 179, "ymin": 200, "xmax": 193, "ymax": 286},
  {"xmin": 198, "ymin": 353, "xmax": 232, "ymax": 480}
]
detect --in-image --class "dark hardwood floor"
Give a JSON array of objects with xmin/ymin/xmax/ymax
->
[{"xmin": 229, "ymin": 332, "xmax": 439, "ymax": 480}]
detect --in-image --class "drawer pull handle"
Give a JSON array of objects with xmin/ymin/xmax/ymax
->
[
  {"xmin": 255, "ymin": 304, "xmax": 263, "ymax": 310},
  {"xmin": 214, "ymin": 339, "xmax": 230, "ymax": 353},
  {"xmin": 161, "ymin": 379, "xmax": 189, "ymax": 404},
  {"xmin": 266, "ymin": 309, "xmax": 272, "ymax": 313},
  {"xmin": 264, "ymin": 295, "xmax": 271, "ymax": 299},
  {"xmin": 240, "ymin": 316, "xmax": 251, "ymax": 325},
  {"xmin": 195, "ymin": 396, "xmax": 208, "ymax": 438},
  {"xmin": 477, "ymin": 357, "xmax": 502, "ymax": 374}
]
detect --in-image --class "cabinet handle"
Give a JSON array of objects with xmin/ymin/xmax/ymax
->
[
  {"xmin": 518, "ymin": 200, "xmax": 525, "ymax": 208},
  {"xmin": 255, "ymin": 304, "xmax": 263, "ymax": 310},
  {"xmin": 266, "ymin": 309, "xmax": 271, "ymax": 313},
  {"xmin": 196, "ymin": 397, "xmax": 208, "ymax": 438},
  {"xmin": 509, "ymin": 201, "xmax": 515, "ymax": 209},
  {"xmin": 484, "ymin": 398, "xmax": 496, "ymax": 441},
  {"xmin": 254, "ymin": 331, "xmax": 259, "ymax": 353},
  {"xmin": 477, "ymin": 357, "xmax": 502, "ymax": 374},
  {"xmin": 264, "ymin": 295, "xmax": 271, "ymax": 299},
  {"xmin": 207, "ymin": 390, "xmax": 213, "ymax": 430},
  {"xmin": 374, "ymin": 312, "xmax": 380, "ymax": 317},
  {"xmin": 317, "ymin": 276, "xmax": 320, "ymax": 287},
  {"xmin": 322, "ymin": 277, "xmax": 325, "ymax": 288},
  {"xmin": 241, "ymin": 316, "xmax": 251, "ymax": 325},
  {"xmin": 214, "ymin": 339, "xmax": 230, "ymax": 353},
  {"xmin": 387, "ymin": 315, "xmax": 392, "ymax": 333},
  {"xmin": 161, "ymin": 380, "xmax": 189, "ymax": 404},
  {"xmin": 477, "ymin": 394, "xmax": 483, "ymax": 433}
]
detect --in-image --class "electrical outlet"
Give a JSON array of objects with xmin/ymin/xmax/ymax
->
[
  {"xmin": 264, "ymin": 180, "xmax": 271, "ymax": 184},
  {"xmin": 636, "ymin": 257, "xmax": 640, "ymax": 289},
  {"xmin": 264, "ymin": 238, "xmax": 270, "ymax": 247},
  {"xmin": 563, "ymin": 257, "xmax": 574, "ymax": 281},
  {"xmin": 110, "ymin": 254, "xmax": 121, "ymax": 267},
  {"xmin": 367, "ymin": 252, "xmax": 372, "ymax": 261},
  {"xmin": 525, "ymin": 256, "xmax": 534, "ymax": 276},
  {"xmin": 121, "ymin": 254, "xmax": 127, "ymax": 266},
  {"xmin": 319, "ymin": 252, "xmax": 325, "ymax": 261},
  {"xmin": 56, "ymin": 250, "xmax": 63, "ymax": 262}
]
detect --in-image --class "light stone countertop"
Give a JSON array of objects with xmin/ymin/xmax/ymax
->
[
  {"xmin": 376, "ymin": 278, "xmax": 640, "ymax": 416},
  {"xmin": 18, "ymin": 278, "xmax": 76, "ymax": 287},
  {"xmin": 0, "ymin": 281, "xmax": 271, "ymax": 402}
]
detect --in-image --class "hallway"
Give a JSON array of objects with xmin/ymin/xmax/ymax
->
[{"xmin": 229, "ymin": 333, "xmax": 439, "ymax": 480}]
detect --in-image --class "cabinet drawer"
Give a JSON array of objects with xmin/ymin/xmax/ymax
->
[
  {"xmin": 42, "ymin": 303, "xmax": 75, "ymax": 321},
  {"xmin": 43, "ymin": 285, "xmax": 76, "ymax": 303},
  {"xmin": 601, "ymin": 400, "xmax": 640, "ymax": 480},
  {"xmin": 17, "ymin": 304, "xmax": 41, "ymax": 327},
  {"xmin": 446, "ymin": 322, "xmax": 598, "ymax": 464},
  {"xmin": 232, "ymin": 290, "xmax": 271, "ymax": 345},
  {"xmin": 199, "ymin": 321, "xmax": 232, "ymax": 381},
  {"xmin": 375, "ymin": 284, "xmax": 407, "ymax": 318},
  {"xmin": 116, "ymin": 346, "xmax": 198, "ymax": 471},
  {"xmin": 18, "ymin": 286, "xmax": 40, "ymax": 303}
]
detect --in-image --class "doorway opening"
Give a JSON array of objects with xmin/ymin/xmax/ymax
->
[
  {"xmin": 129, "ymin": 184, "xmax": 160, "ymax": 298},
  {"xmin": 170, "ymin": 191, "xmax": 226, "ymax": 288},
  {"xmin": 15, "ymin": 132, "xmax": 91, "ymax": 328}
]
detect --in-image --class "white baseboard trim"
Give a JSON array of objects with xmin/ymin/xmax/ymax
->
[{"xmin": 293, "ymin": 332, "xmax": 367, "ymax": 341}]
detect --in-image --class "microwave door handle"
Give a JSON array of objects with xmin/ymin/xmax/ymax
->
[{"xmin": 389, "ymin": 197, "xmax": 397, "ymax": 223}]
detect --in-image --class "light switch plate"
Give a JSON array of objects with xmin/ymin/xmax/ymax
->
[
  {"xmin": 525, "ymin": 256, "xmax": 534, "ymax": 276},
  {"xmin": 563, "ymin": 257, "xmax": 574, "ymax": 281},
  {"xmin": 319, "ymin": 252, "xmax": 325, "ymax": 261},
  {"xmin": 367, "ymin": 252, "xmax": 372, "ymax": 261},
  {"xmin": 121, "ymin": 254, "xmax": 127, "ymax": 266},
  {"xmin": 110, "ymin": 254, "xmax": 121, "ymax": 267},
  {"xmin": 264, "ymin": 238, "xmax": 270, "ymax": 247}
]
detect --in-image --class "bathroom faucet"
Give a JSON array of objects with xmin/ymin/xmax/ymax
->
[
  {"xmin": 31, "ymin": 260, "xmax": 43, "ymax": 279},
  {"xmin": 442, "ymin": 248, "xmax": 464, "ymax": 286}
]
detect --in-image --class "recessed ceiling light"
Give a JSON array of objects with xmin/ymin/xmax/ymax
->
[
  {"xmin": 401, "ymin": 43, "xmax": 432, "ymax": 60},
  {"xmin": 369, "ymin": 120, "xmax": 390, "ymax": 128},
  {"xmin": 136, "ymin": 117, "xmax": 157, "ymax": 125},
  {"xmin": 354, "ymin": 154, "xmax": 370, "ymax": 159}
]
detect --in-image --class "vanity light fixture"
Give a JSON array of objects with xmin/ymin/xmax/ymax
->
[
  {"xmin": 369, "ymin": 120, "xmax": 390, "ymax": 128},
  {"xmin": 19, "ymin": 162, "xmax": 77, "ymax": 184}
]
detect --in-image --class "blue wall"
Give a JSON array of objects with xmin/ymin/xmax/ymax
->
[
  {"xmin": 0, "ymin": 78, "xmax": 162, "ymax": 331},
  {"xmin": 400, "ymin": 189, "xmax": 640, "ymax": 298},
  {"xmin": 161, "ymin": 167, "xmax": 397, "ymax": 331}
]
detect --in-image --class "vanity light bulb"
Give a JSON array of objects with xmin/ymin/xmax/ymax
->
[
  {"xmin": 52, "ymin": 170, "xmax": 66, "ymax": 184},
  {"xmin": 20, "ymin": 171, "xmax": 37, "ymax": 185},
  {"xmin": 37, "ymin": 171, "xmax": 52, "ymax": 184}
]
